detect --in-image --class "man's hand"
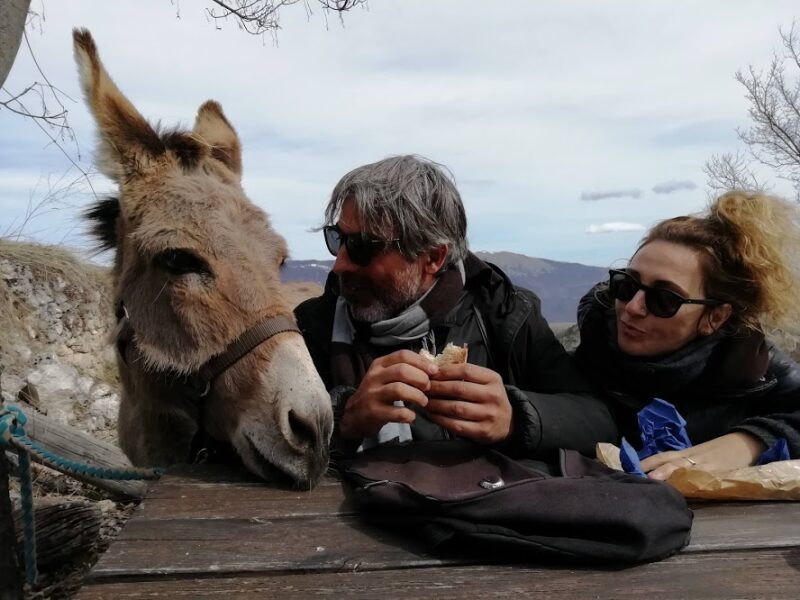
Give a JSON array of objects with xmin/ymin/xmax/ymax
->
[
  {"xmin": 640, "ymin": 432, "xmax": 766, "ymax": 481},
  {"xmin": 338, "ymin": 349, "xmax": 437, "ymax": 439},
  {"xmin": 424, "ymin": 363, "xmax": 513, "ymax": 444}
]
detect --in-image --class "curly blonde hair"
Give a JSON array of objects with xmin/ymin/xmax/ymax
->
[{"xmin": 640, "ymin": 191, "xmax": 800, "ymax": 334}]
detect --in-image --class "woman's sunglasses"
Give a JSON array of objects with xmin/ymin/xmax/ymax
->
[
  {"xmin": 323, "ymin": 225, "xmax": 400, "ymax": 267},
  {"xmin": 608, "ymin": 269, "xmax": 721, "ymax": 318}
]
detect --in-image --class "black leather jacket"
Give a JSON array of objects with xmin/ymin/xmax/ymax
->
[
  {"xmin": 295, "ymin": 254, "xmax": 616, "ymax": 458},
  {"xmin": 574, "ymin": 284, "xmax": 800, "ymax": 457}
]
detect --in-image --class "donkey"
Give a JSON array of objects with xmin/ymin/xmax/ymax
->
[{"xmin": 74, "ymin": 29, "xmax": 332, "ymax": 489}]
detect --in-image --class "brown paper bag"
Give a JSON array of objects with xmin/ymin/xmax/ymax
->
[{"xmin": 595, "ymin": 442, "xmax": 800, "ymax": 501}]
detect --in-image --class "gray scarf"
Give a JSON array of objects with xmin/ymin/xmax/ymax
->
[{"xmin": 331, "ymin": 261, "xmax": 466, "ymax": 449}]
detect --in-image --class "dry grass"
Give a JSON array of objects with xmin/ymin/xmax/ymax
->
[
  {"xmin": 283, "ymin": 281, "xmax": 323, "ymax": 308},
  {"xmin": 0, "ymin": 238, "xmax": 113, "ymax": 377},
  {"xmin": 0, "ymin": 276, "xmax": 28, "ymax": 349},
  {"xmin": 0, "ymin": 238, "xmax": 111, "ymax": 294}
]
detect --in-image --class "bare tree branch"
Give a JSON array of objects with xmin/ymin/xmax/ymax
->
[
  {"xmin": 1, "ymin": 6, "xmax": 96, "ymax": 221},
  {"xmin": 204, "ymin": 0, "xmax": 367, "ymax": 39},
  {"xmin": 1, "ymin": 18, "xmax": 83, "ymax": 162},
  {"xmin": 703, "ymin": 151, "xmax": 770, "ymax": 198},
  {"xmin": 705, "ymin": 21, "xmax": 800, "ymax": 201},
  {"xmin": 2, "ymin": 166, "xmax": 98, "ymax": 242}
]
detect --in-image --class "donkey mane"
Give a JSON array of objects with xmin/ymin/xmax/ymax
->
[
  {"xmin": 159, "ymin": 129, "xmax": 206, "ymax": 171},
  {"xmin": 86, "ymin": 197, "xmax": 120, "ymax": 251},
  {"xmin": 120, "ymin": 121, "xmax": 207, "ymax": 172},
  {"xmin": 84, "ymin": 119, "xmax": 228, "ymax": 253}
]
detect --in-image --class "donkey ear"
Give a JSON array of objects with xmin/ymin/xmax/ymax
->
[
  {"xmin": 73, "ymin": 28, "xmax": 163, "ymax": 181},
  {"xmin": 192, "ymin": 101, "xmax": 243, "ymax": 178}
]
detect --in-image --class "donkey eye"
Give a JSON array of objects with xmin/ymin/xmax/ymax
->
[{"xmin": 154, "ymin": 249, "xmax": 211, "ymax": 276}]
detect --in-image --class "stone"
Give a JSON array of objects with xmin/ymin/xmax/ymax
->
[{"xmin": 26, "ymin": 361, "xmax": 83, "ymax": 425}]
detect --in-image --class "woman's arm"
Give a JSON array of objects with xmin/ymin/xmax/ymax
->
[
  {"xmin": 643, "ymin": 345, "xmax": 800, "ymax": 480},
  {"xmin": 731, "ymin": 346, "xmax": 800, "ymax": 457},
  {"xmin": 640, "ymin": 432, "xmax": 766, "ymax": 480}
]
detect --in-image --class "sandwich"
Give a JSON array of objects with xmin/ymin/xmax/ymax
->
[{"xmin": 419, "ymin": 342, "xmax": 468, "ymax": 366}]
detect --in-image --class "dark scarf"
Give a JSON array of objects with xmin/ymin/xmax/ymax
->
[
  {"xmin": 330, "ymin": 261, "xmax": 466, "ymax": 389},
  {"xmin": 576, "ymin": 285, "xmax": 770, "ymax": 402}
]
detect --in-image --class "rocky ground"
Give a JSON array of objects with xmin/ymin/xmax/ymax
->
[{"xmin": 0, "ymin": 240, "xmax": 124, "ymax": 598}]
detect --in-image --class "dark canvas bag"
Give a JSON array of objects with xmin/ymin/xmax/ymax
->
[{"xmin": 341, "ymin": 440, "xmax": 693, "ymax": 564}]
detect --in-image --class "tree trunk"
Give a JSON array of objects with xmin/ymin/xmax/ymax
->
[
  {"xmin": 16, "ymin": 407, "xmax": 148, "ymax": 500},
  {"xmin": 0, "ymin": 451, "xmax": 23, "ymax": 600},
  {"xmin": 13, "ymin": 499, "xmax": 101, "ymax": 570},
  {"xmin": 0, "ymin": 0, "xmax": 31, "ymax": 89}
]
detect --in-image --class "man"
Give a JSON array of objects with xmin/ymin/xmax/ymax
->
[{"xmin": 296, "ymin": 155, "xmax": 615, "ymax": 457}]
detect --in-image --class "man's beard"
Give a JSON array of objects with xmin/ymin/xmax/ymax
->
[{"xmin": 339, "ymin": 267, "xmax": 425, "ymax": 323}]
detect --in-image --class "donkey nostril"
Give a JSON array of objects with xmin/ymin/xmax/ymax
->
[{"xmin": 287, "ymin": 409, "xmax": 317, "ymax": 449}]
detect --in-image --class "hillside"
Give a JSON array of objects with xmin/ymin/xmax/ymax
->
[{"xmin": 281, "ymin": 251, "xmax": 608, "ymax": 323}]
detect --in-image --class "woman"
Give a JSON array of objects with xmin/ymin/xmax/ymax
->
[{"xmin": 575, "ymin": 191, "xmax": 800, "ymax": 480}]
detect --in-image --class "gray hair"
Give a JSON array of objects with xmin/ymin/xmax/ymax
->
[{"xmin": 324, "ymin": 155, "xmax": 468, "ymax": 269}]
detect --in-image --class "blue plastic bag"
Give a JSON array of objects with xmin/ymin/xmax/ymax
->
[
  {"xmin": 755, "ymin": 438, "xmax": 790, "ymax": 466},
  {"xmin": 620, "ymin": 399, "xmax": 790, "ymax": 476},
  {"xmin": 637, "ymin": 398, "xmax": 692, "ymax": 459},
  {"xmin": 621, "ymin": 398, "xmax": 691, "ymax": 478}
]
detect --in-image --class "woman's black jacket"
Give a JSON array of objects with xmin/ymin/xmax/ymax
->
[{"xmin": 574, "ymin": 284, "xmax": 800, "ymax": 457}]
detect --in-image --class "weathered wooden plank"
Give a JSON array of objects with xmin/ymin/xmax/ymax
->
[
  {"xmin": 156, "ymin": 463, "xmax": 342, "ymax": 487},
  {"xmin": 689, "ymin": 502, "xmax": 800, "ymax": 551},
  {"xmin": 141, "ymin": 480, "xmax": 353, "ymax": 520},
  {"xmin": 85, "ymin": 461, "xmax": 800, "ymax": 590},
  {"xmin": 87, "ymin": 515, "xmax": 440, "ymax": 580},
  {"xmin": 141, "ymin": 466, "xmax": 800, "ymax": 526},
  {"xmin": 144, "ymin": 468, "xmax": 800, "ymax": 541},
  {"xmin": 77, "ymin": 547, "xmax": 800, "ymax": 599},
  {"xmin": 155, "ymin": 463, "xmax": 260, "ymax": 486},
  {"xmin": 16, "ymin": 408, "xmax": 147, "ymax": 499},
  {"xmin": 86, "ymin": 498, "xmax": 800, "ymax": 580}
]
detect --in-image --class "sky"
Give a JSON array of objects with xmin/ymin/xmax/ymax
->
[{"xmin": 1, "ymin": 0, "xmax": 798, "ymax": 267}]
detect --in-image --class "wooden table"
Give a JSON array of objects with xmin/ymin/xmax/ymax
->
[{"xmin": 78, "ymin": 464, "xmax": 800, "ymax": 599}]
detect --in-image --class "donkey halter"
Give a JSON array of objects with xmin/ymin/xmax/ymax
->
[{"xmin": 115, "ymin": 302, "xmax": 301, "ymax": 399}]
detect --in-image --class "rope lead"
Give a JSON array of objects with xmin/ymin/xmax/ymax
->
[{"xmin": 0, "ymin": 404, "xmax": 164, "ymax": 586}]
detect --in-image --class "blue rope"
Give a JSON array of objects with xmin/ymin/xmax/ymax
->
[
  {"xmin": 1, "ymin": 404, "xmax": 164, "ymax": 586},
  {"xmin": 10, "ymin": 433, "xmax": 165, "ymax": 480},
  {"xmin": 0, "ymin": 405, "xmax": 164, "ymax": 480},
  {"xmin": 16, "ymin": 446, "xmax": 37, "ymax": 585}
]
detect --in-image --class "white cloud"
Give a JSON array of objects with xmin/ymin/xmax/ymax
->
[
  {"xmin": 580, "ymin": 189, "xmax": 642, "ymax": 201},
  {"xmin": 586, "ymin": 222, "xmax": 646, "ymax": 234},
  {"xmin": 652, "ymin": 180, "xmax": 698, "ymax": 194}
]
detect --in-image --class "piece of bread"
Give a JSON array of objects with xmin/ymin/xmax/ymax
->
[{"xmin": 419, "ymin": 343, "xmax": 468, "ymax": 366}]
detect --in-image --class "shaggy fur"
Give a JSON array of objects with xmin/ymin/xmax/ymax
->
[{"xmin": 75, "ymin": 28, "xmax": 332, "ymax": 488}]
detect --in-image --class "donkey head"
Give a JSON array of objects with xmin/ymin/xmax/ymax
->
[{"xmin": 74, "ymin": 29, "xmax": 332, "ymax": 488}]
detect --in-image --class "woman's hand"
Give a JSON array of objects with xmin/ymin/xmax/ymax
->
[{"xmin": 640, "ymin": 432, "xmax": 766, "ymax": 481}]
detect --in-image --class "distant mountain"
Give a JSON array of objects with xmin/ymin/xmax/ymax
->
[
  {"xmin": 281, "ymin": 252, "xmax": 607, "ymax": 323},
  {"xmin": 281, "ymin": 260, "xmax": 334, "ymax": 288},
  {"xmin": 476, "ymin": 252, "xmax": 607, "ymax": 323}
]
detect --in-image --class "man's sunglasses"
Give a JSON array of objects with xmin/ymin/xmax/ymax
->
[
  {"xmin": 323, "ymin": 225, "xmax": 400, "ymax": 267},
  {"xmin": 608, "ymin": 269, "xmax": 721, "ymax": 318}
]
